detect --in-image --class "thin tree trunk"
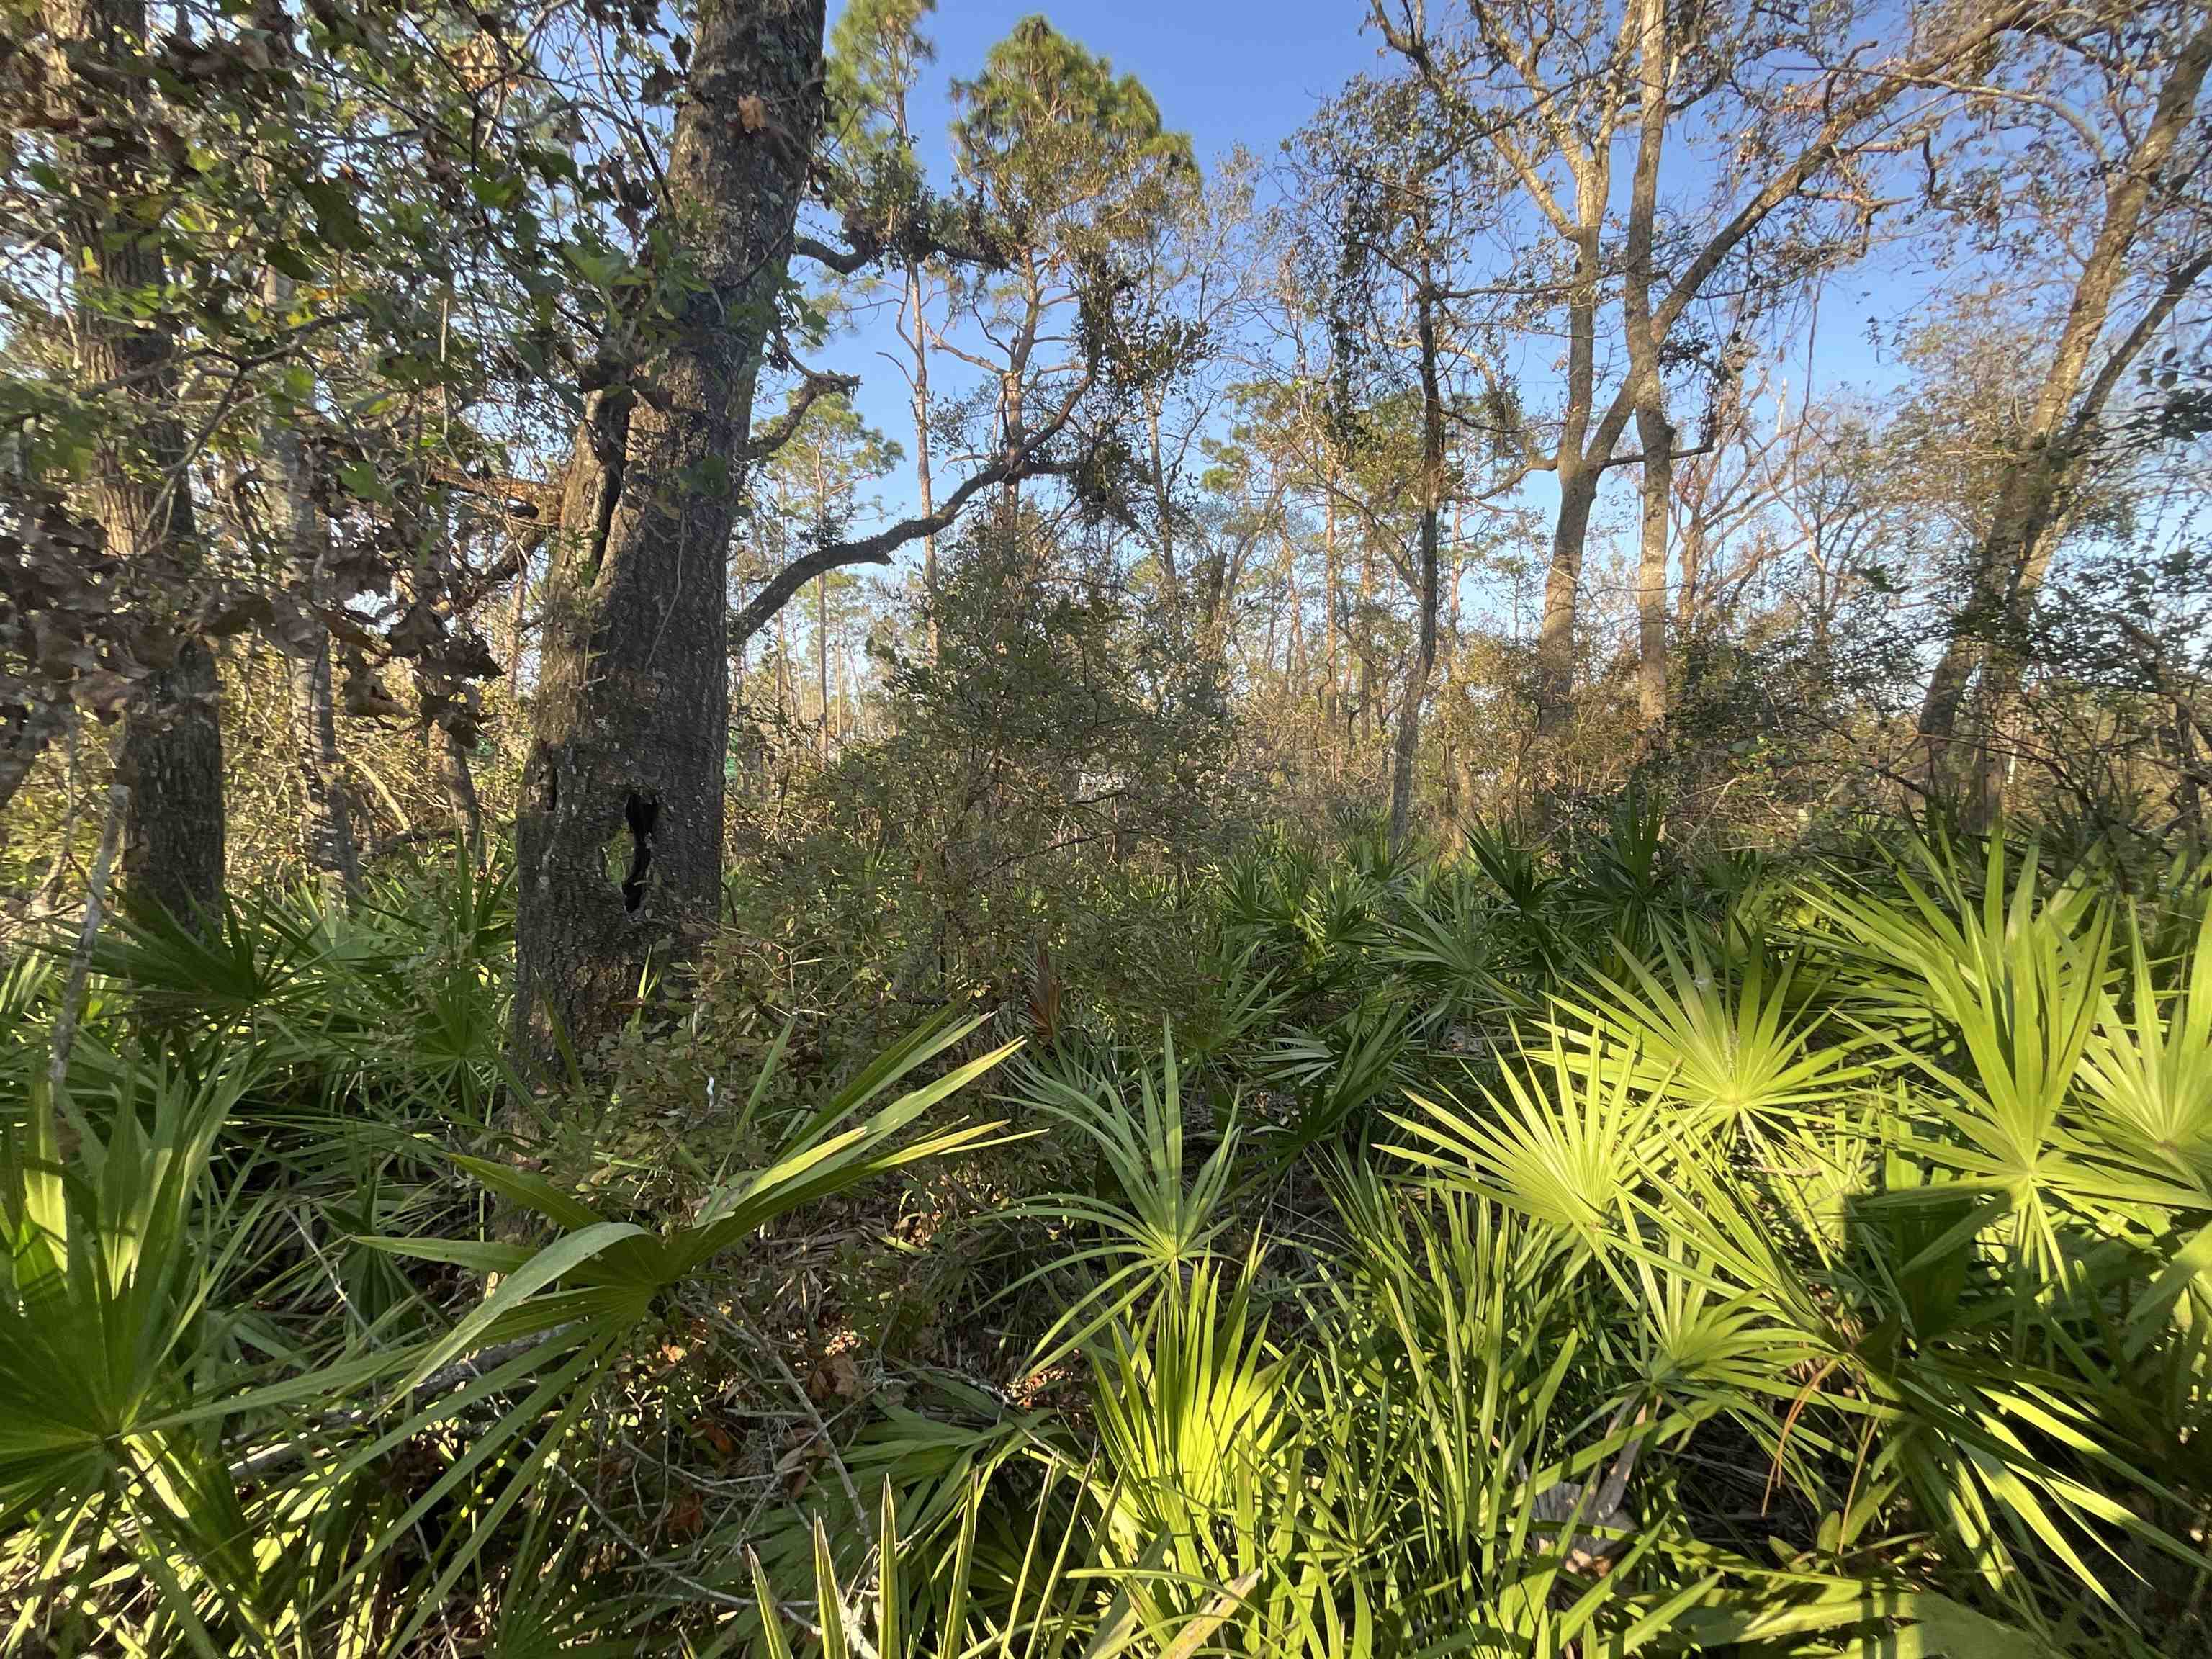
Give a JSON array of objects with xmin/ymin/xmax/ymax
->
[
  {"xmin": 816, "ymin": 571, "xmax": 831, "ymax": 763},
  {"xmin": 1148, "ymin": 396, "xmax": 1179, "ymax": 612},
  {"xmin": 776, "ymin": 608, "xmax": 793, "ymax": 726},
  {"xmin": 512, "ymin": 0, "xmax": 826, "ymax": 1080},
  {"xmin": 505, "ymin": 543, "xmax": 531, "ymax": 685},
  {"xmin": 31, "ymin": 719, "xmax": 84, "ymax": 918},
  {"xmin": 436, "ymin": 722, "xmax": 486, "ymax": 866},
  {"xmin": 48, "ymin": 775, "xmax": 128, "ymax": 1104},
  {"xmin": 1625, "ymin": 0, "xmax": 1673, "ymax": 737},
  {"xmin": 1390, "ymin": 276, "xmax": 1446, "ymax": 848},
  {"xmin": 998, "ymin": 264, "xmax": 1041, "ymax": 526},
  {"xmin": 1321, "ymin": 485, "xmax": 1341, "ymax": 731},
  {"xmin": 1357, "ymin": 539, "xmax": 1376, "ymax": 743},
  {"xmin": 1532, "ymin": 165, "xmax": 1606, "ymax": 744},
  {"xmin": 267, "ymin": 273, "xmax": 361, "ymax": 896},
  {"xmin": 907, "ymin": 257, "xmax": 939, "ymax": 660}
]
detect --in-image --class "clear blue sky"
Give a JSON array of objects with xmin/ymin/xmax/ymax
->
[{"xmin": 880, "ymin": 0, "xmax": 1380, "ymax": 179}]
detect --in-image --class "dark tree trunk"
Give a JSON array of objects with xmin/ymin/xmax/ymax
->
[
  {"xmin": 1389, "ymin": 278, "xmax": 1445, "ymax": 848},
  {"xmin": 54, "ymin": 0, "xmax": 225, "ymax": 927},
  {"xmin": 118, "ymin": 648, "xmax": 224, "ymax": 924},
  {"xmin": 0, "ymin": 701, "xmax": 72, "ymax": 839},
  {"xmin": 511, "ymin": 0, "xmax": 826, "ymax": 1081}
]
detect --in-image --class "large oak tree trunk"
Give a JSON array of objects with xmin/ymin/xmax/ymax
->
[
  {"xmin": 511, "ymin": 0, "xmax": 827, "ymax": 1081},
  {"xmin": 53, "ymin": 0, "xmax": 225, "ymax": 927},
  {"xmin": 117, "ymin": 646, "xmax": 224, "ymax": 925}
]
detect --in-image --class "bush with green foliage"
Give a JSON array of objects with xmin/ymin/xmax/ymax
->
[{"xmin": 3, "ymin": 818, "xmax": 2207, "ymax": 1657}]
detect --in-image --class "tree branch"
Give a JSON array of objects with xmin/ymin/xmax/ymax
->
[
  {"xmin": 791, "ymin": 233, "xmax": 873, "ymax": 276},
  {"xmin": 745, "ymin": 366, "xmax": 863, "ymax": 461},
  {"xmin": 731, "ymin": 377, "xmax": 1092, "ymax": 652}
]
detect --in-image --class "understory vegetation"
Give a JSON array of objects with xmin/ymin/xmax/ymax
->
[
  {"xmin": 4, "ymin": 810, "xmax": 2208, "ymax": 1655},
  {"xmin": 8, "ymin": 0, "xmax": 2212, "ymax": 1647}
]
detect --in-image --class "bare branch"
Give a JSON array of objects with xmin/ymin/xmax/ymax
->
[
  {"xmin": 730, "ymin": 375, "xmax": 1092, "ymax": 651},
  {"xmin": 745, "ymin": 366, "xmax": 863, "ymax": 461}
]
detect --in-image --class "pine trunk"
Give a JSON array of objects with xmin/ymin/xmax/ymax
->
[{"xmin": 511, "ymin": 0, "xmax": 826, "ymax": 1081}]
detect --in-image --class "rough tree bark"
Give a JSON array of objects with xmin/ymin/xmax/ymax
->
[
  {"xmin": 52, "ymin": 0, "xmax": 225, "ymax": 927},
  {"xmin": 511, "ymin": 0, "xmax": 827, "ymax": 1081}
]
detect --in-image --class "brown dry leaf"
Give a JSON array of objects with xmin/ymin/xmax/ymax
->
[
  {"xmin": 773, "ymin": 1438, "xmax": 821, "ymax": 1498},
  {"xmin": 805, "ymin": 1346, "xmax": 862, "ymax": 1403},
  {"xmin": 737, "ymin": 94, "xmax": 768, "ymax": 132},
  {"xmin": 665, "ymin": 1491, "xmax": 704, "ymax": 1541}
]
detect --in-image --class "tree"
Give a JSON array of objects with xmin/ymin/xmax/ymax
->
[
  {"xmin": 1915, "ymin": 5, "xmax": 2212, "ymax": 814},
  {"xmin": 44, "ymin": 0, "xmax": 225, "ymax": 925},
  {"xmin": 10, "ymin": 0, "xmax": 592, "ymax": 918},
  {"xmin": 829, "ymin": 0, "xmax": 943, "ymax": 653},
  {"xmin": 263, "ymin": 274, "xmax": 360, "ymax": 894},
  {"xmin": 1288, "ymin": 69, "xmax": 1501, "ymax": 843},
  {"xmin": 1116, "ymin": 153, "xmax": 1267, "ymax": 633},
  {"xmin": 945, "ymin": 14, "xmax": 1197, "ymax": 527},
  {"xmin": 1376, "ymin": 0, "xmax": 2054, "ymax": 773},
  {"xmin": 759, "ymin": 392, "xmax": 901, "ymax": 761},
  {"xmin": 511, "ymin": 0, "xmax": 832, "ymax": 1076},
  {"xmin": 511, "ymin": 0, "xmax": 1132, "ymax": 1079}
]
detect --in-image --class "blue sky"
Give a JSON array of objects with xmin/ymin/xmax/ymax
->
[
  {"xmin": 881, "ymin": 0, "xmax": 1381, "ymax": 181},
  {"xmin": 809, "ymin": 0, "xmax": 1947, "ymax": 603},
  {"xmin": 814, "ymin": 0, "xmax": 1388, "ymax": 534}
]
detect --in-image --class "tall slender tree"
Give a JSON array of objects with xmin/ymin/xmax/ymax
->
[
  {"xmin": 1376, "ymin": 0, "xmax": 2054, "ymax": 773},
  {"xmin": 945, "ymin": 16, "xmax": 1196, "ymax": 527},
  {"xmin": 830, "ymin": 0, "xmax": 943, "ymax": 654}
]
